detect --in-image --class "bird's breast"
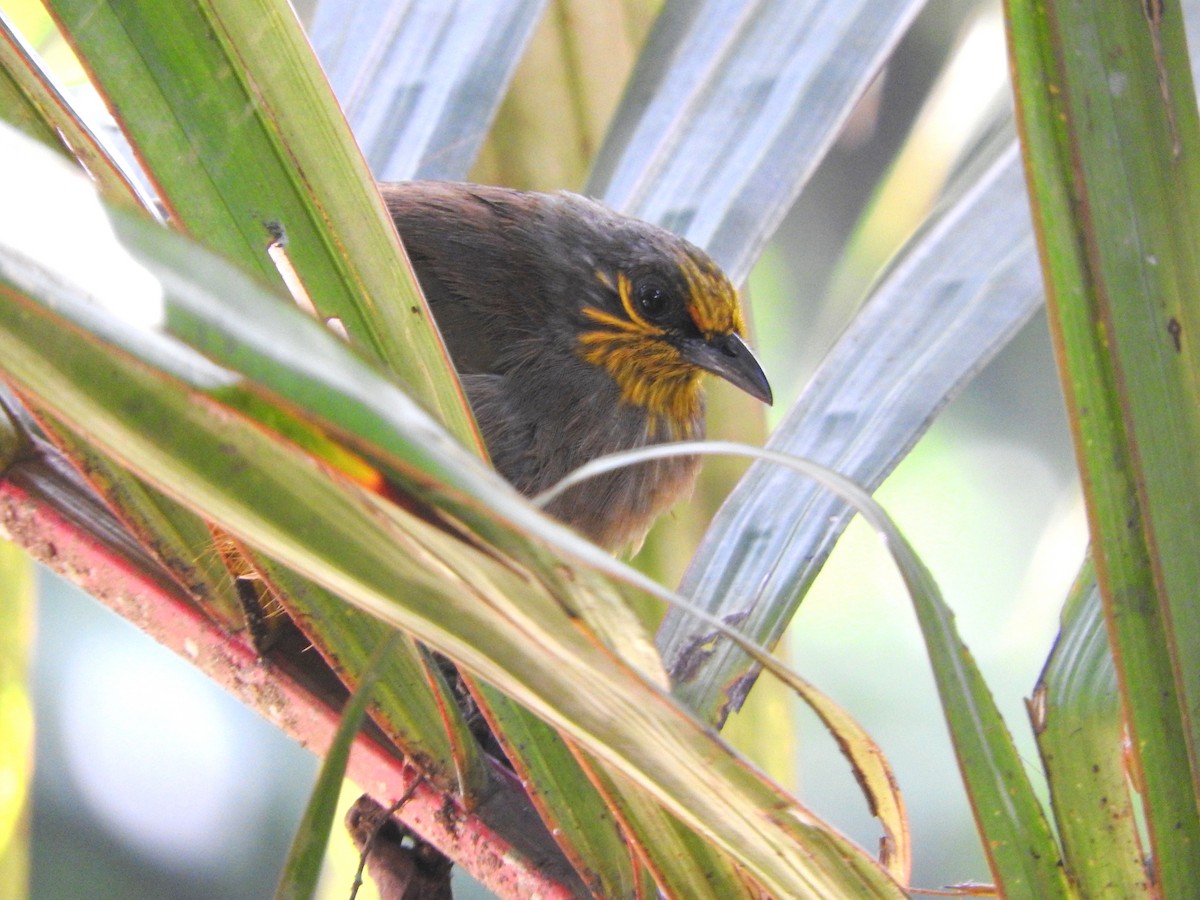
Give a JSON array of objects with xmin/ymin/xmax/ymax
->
[{"xmin": 464, "ymin": 365, "xmax": 704, "ymax": 551}]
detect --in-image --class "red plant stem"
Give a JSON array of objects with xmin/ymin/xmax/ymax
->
[{"xmin": 0, "ymin": 472, "xmax": 577, "ymax": 900}]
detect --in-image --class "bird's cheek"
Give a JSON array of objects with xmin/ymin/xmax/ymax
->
[{"xmin": 645, "ymin": 341, "xmax": 692, "ymax": 378}]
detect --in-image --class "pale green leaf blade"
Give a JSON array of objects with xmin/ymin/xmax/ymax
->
[
  {"xmin": 1033, "ymin": 558, "xmax": 1150, "ymax": 896},
  {"xmin": 45, "ymin": 0, "xmax": 477, "ymax": 441}
]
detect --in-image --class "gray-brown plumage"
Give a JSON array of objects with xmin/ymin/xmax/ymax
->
[{"xmin": 382, "ymin": 182, "xmax": 771, "ymax": 551}]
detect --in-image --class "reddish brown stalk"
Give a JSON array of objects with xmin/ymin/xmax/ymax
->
[{"xmin": 0, "ymin": 461, "xmax": 577, "ymax": 900}]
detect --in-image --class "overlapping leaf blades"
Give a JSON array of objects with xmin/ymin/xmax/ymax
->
[{"xmin": 0, "ymin": 124, "xmax": 904, "ymax": 898}]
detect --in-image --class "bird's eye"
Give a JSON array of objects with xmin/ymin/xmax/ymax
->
[{"xmin": 635, "ymin": 278, "xmax": 672, "ymax": 321}]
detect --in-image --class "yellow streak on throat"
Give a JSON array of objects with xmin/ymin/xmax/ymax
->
[{"xmin": 578, "ymin": 307, "xmax": 702, "ymax": 437}]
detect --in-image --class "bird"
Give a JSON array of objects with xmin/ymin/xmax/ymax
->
[{"xmin": 381, "ymin": 182, "xmax": 772, "ymax": 552}]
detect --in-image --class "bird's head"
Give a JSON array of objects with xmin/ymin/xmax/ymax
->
[
  {"xmin": 551, "ymin": 194, "xmax": 773, "ymax": 436},
  {"xmin": 381, "ymin": 181, "xmax": 772, "ymax": 440}
]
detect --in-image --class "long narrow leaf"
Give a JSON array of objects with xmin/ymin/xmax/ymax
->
[
  {"xmin": 589, "ymin": 0, "xmax": 928, "ymax": 281},
  {"xmin": 276, "ymin": 634, "xmax": 401, "ymax": 900},
  {"xmin": 45, "ymin": 0, "xmax": 477, "ymax": 439},
  {"xmin": 310, "ymin": 0, "xmax": 547, "ymax": 182},
  {"xmin": 546, "ymin": 440, "xmax": 1067, "ymax": 896},
  {"xmin": 1005, "ymin": 0, "xmax": 1200, "ymax": 888}
]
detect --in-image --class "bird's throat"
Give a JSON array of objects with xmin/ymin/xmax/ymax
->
[{"xmin": 577, "ymin": 332, "xmax": 704, "ymax": 438}]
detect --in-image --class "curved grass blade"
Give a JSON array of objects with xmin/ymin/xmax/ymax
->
[
  {"xmin": 1032, "ymin": 557, "xmax": 1150, "ymax": 896},
  {"xmin": 543, "ymin": 440, "xmax": 1067, "ymax": 896},
  {"xmin": 588, "ymin": 0, "xmax": 928, "ymax": 281},
  {"xmin": 0, "ymin": 126, "xmax": 904, "ymax": 899},
  {"xmin": 276, "ymin": 633, "xmax": 401, "ymax": 900},
  {"xmin": 659, "ymin": 139, "xmax": 1043, "ymax": 724},
  {"xmin": 309, "ymin": 0, "xmax": 547, "ymax": 182},
  {"xmin": 553, "ymin": 456, "xmax": 912, "ymax": 888},
  {"xmin": 1005, "ymin": 0, "xmax": 1200, "ymax": 887}
]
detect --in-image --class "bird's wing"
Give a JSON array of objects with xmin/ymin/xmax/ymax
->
[{"xmin": 380, "ymin": 181, "xmax": 534, "ymax": 377}]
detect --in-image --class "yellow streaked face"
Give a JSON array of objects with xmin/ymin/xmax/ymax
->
[{"xmin": 575, "ymin": 253, "xmax": 749, "ymax": 430}]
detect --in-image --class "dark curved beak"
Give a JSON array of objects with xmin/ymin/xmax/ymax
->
[{"xmin": 680, "ymin": 332, "xmax": 773, "ymax": 405}]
